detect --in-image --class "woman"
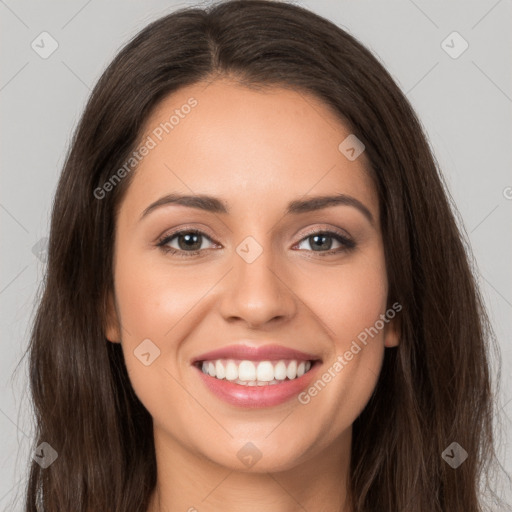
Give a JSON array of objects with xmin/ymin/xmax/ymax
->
[{"xmin": 22, "ymin": 1, "xmax": 504, "ymax": 510}]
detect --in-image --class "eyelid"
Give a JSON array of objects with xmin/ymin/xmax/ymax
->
[
  {"xmin": 156, "ymin": 223, "xmax": 355, "ymax": 255},
  {"xmin": 156, "ymin": 224, "xmax": 218, "ymax": 244},
  {"xmin": 157, "ymin": 223, "xmax": 352, "ymax": 242},
  {"xmin": 295, "ymin": 224, "xmax": 353, "ymax": 242}
]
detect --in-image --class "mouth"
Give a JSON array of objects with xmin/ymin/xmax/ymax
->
[
  {"xmin": 191, "ymin": 343, "xmax": 322, "ymax": 408},
  {"xmin": 193, "ymin": 358, "xmax": 318, "ymax": 386}
]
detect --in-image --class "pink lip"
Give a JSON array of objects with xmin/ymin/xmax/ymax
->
[
  {"xmin": 194, "ymin": 360, "xmax": 321, "ymax": 408},
  {"xmin": 191, "ymin": 343, "xmax": 321, "ymax": 364}
]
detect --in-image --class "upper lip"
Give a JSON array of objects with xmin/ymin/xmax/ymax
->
[{"xmin": 191, "ymin": 343, "xmax": 321, "ymax": 364}]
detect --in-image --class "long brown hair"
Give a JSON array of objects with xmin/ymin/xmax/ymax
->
[{"xmin": 19, "ymin": 1, "xmax": 504, "ymax": 510}]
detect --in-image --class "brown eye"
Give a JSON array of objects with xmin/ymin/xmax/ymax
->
[{"xmin": 157, "ymin": 229, "xmax": 215, "ymax": 256}]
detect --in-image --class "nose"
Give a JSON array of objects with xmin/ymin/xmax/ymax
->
[{"xmin": 218, "ymin": 238, "xmax": 297, "ymax": 329}]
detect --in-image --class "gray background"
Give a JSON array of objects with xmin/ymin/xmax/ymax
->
[{"xmin": 1, "ymin": 0, "xmax": 511, "ymax": 509}]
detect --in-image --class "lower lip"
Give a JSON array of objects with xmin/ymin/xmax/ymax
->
[{"xmin": 194, "ymin": 361, "xmax": 321, "ymax": 408}]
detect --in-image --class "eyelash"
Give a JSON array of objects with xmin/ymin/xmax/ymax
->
[{"xmin": 156, "ymin": 227, "xmax": 356, "ymax": 258}]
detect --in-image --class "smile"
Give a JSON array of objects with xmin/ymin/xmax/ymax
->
[
  {"xmin": 197, "ymin": 358, "xmax": 314, "ymax": 386},
  {"xmin": 191, "ymin": 342, "xmax": 322, "ymax": 408},
  {"xmin": 193, "ymin": 359, "xmax": 321, "ymax": 408}
]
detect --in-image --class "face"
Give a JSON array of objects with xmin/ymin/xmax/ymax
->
[{"xmin": 105, "ymin": 78, "xmax": 399, "ymax": 473}]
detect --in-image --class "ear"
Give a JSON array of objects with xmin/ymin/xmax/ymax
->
[
  {"xmin": 383, "ymin": 310, "xmax": 400, "ymax": 348},
  {"xmin": 104, "ymin": 290, "xmax": 121, "ymax": 343}
]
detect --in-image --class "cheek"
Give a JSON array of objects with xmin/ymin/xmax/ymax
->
[
  {"xmin": 301, "ymin": 249, "xmax": 388, "ymax": 414},
  {"xmin": 114, "ymin": 269, "xmax": 172, "ymax": 338},
  {"xmin": 311, "ymin": 249, "xmax": 389, "ymax": 345},
  {"xmin": 112, "ymin": 258, "xmax": 198, "ymax": 427},
  {"xmin": 113, "ymin": 245, "xmax": 207, "ymax": 339}
]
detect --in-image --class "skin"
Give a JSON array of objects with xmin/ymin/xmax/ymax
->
[{"xmin": 105, "ymin": 78, "xmax": 400, "ymax": 512}]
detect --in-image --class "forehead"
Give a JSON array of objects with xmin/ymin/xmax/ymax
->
[{"xmin": 121, "ymin": 79, "xmax": 378, "ymax": 224}]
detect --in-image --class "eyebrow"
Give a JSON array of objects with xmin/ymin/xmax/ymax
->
[{"xmin": 139, "ymin": 193, "xmax": 374, "ymax": 225}]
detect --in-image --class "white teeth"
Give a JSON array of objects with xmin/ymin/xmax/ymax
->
[
  {"xmin": 256, "ymin": 361, "xmax": 274, "ymax": 382},
  {"xmin": 223, "ymin": 378, "xmax": 284, "ymax": 386},
  {"xmin": 238, "ymin": 361, "xmax": 256, "ymax": 381},
  {"xmin": 199, "ymin": 358, "xmax": 314, "ymax": 383},
  {"xmin": 215, "ymin": 360, "xmax": 225, "ymax": 379},
  {"xmin": 274, "ymin": 361, "xmax": 287, "ymax": 380},
  {"xmin": 225, "ymin": 361, "xmax": 238, "ymax": 381},
  {"xmin": 286, "ymin": 360, "xmax": 297, "ymax": 380}
]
